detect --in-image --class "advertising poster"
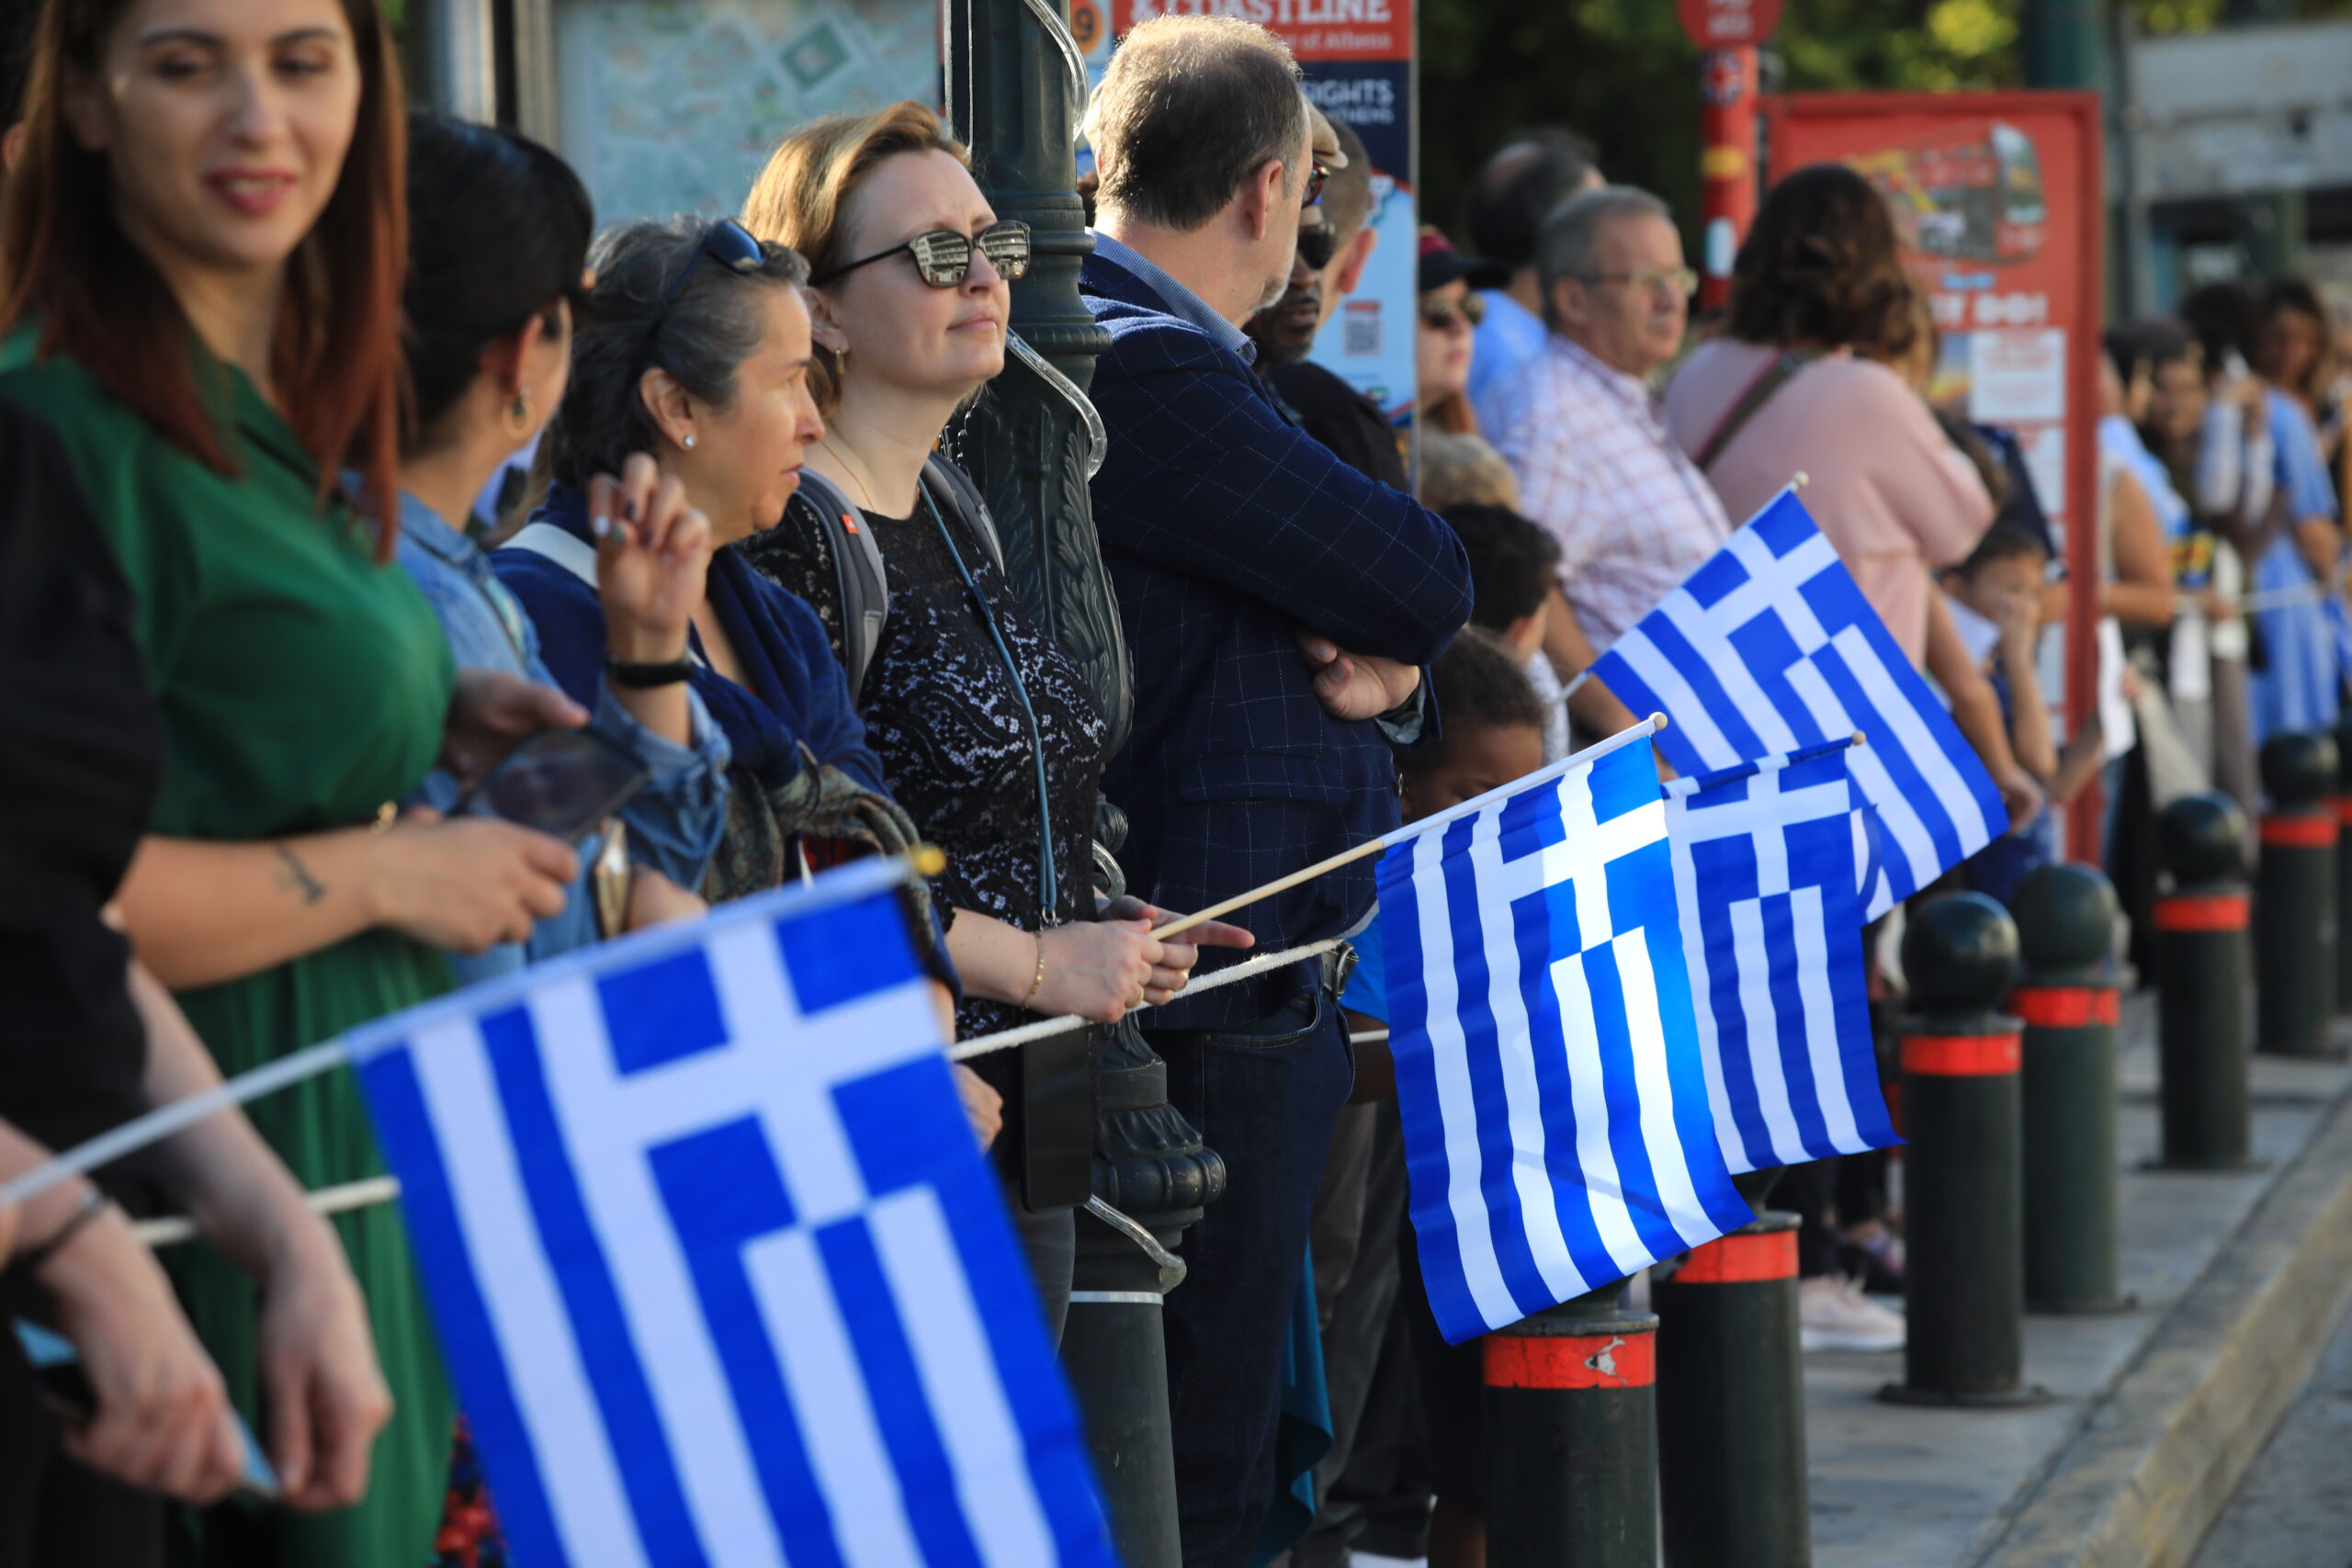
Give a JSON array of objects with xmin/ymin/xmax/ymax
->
[
  {"xmin": 551, "ymin": 0, "xmax": 941, "ymax": 224},
  {"xmin": 1091, "ymin": 0, "xmax": 1419, "ymax": 417},
  {"xmin": 1762, "ymin": 91, "xmax": 2103, "ymax": 850}
]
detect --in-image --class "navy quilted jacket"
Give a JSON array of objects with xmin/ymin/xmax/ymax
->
[{"xmin": 1081, "ymin": 243, "xmax": 1472, "ymax": 1028}]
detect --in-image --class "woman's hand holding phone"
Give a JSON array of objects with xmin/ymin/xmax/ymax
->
[
  {"xmin": 368, "ymin": 807, "xmax": 578, "ymax": 954},
  {"xmin": 589, "ymin": 455, "xmax": 712, "ymax": 749}
]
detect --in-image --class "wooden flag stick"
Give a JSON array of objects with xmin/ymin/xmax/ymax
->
[
  {"xmin": 1150, "ymin": 838, "xmax": 1392, "ymax": 942},
  {"xmin": 1151, "ymin": 713, "xmax": 1668, "ymax": 942}
]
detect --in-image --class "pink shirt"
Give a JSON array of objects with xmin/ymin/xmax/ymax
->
[
  {"xmin": 1485, "ymin": 336, "xmax": 1732, "ymax": 653},
  {"xmin": 1661, "ymin": 339, "xmax": 1992, "ymax": 666}
]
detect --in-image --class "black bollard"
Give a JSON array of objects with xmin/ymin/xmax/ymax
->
[
  {"xmin": 1881, "ymin": 894, "xmax": 2045, "ymax": 1406},
  {"xmin": 2009, "ymin": 863, "xmax": 2127, "ymax": 1313},
  {"xmin": 2336, "ymin": 717, "xmax": 2352, "ymax": 1014},
  {"xmin": 2256, "ymin": 731, "xmax": 2339, "ymax": 1056},
  {"xmin": 1656, "ymin": 1213, "xmax": 1810, "ymax": 1568},
  {"xmin": 1487, "ymin": 1283, "xmax": 1657, "ymax": 1568},
  {"xmin": 2152, "ymin": 794, "xmax": 2255, "ymax": 1168}
]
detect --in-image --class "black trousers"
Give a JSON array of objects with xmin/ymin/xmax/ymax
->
[{"xmin": 0, "ymin": 1298, "xmax": 162, "ymax": 1568}]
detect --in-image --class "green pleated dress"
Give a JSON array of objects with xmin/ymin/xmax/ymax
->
[{"xmin": 0, "ymin": 337, "xmax": 458, "ymax": 1568}]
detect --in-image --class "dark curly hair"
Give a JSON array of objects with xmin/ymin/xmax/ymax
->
[{"xmin": 1726, "ymin": 164, "xmax": 1918, "ymax": 362}]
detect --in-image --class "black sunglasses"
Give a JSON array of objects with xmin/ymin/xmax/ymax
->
[
  {"xmin": 1297, "ymin": 220, "xmax": 1339, "ymax": 272},
  {"xmin": 813, "ymin": 220, "xmax": 1033, "ymax": 288},
  {"xmin": 1303, "ymin": 161, "xmax": 1329, "ymax": 209},
  {"xmin": 662, "ymin": 219, "xmax": 765, "ymax": 309},
  {"xmin": 1419, "ymin": 295, "xmax": 1487, "ymax": 333}
]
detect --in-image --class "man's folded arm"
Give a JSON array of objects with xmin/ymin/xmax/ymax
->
[{"xmin": 1091, "ymin": 331, "xmax": 1472, "ymax": 665}]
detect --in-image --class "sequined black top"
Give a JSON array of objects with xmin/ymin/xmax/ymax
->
[{"xmin": 740, "ymin": 464, "xmax": 1108, "ymax": 1060}]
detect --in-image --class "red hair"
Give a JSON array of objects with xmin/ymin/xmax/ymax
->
[{"xmin": 0, "ymin": 0, "xmax": 409, "ymax": 558}]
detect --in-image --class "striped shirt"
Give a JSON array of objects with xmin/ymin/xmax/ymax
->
[{"xmin": 1486, "ymin": 335, "xmax": 1732, "ymax": 653}]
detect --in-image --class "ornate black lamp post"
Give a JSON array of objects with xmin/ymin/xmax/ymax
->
[{"xmin": 942, "ymin": 7, "xmax": 1223, "ymax": 1564}]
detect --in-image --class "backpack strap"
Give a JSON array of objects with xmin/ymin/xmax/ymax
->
[
  {"xmin": 1691, "ymin": 348, "xmax": 1823, "ymax": 473},
  {"xmin": 786, "ymin": 466, "xmax": 891, "ymax": 703},
  {"xmin": 921, "ymin": 452, "xmax": 1007, "ymax": 573}
]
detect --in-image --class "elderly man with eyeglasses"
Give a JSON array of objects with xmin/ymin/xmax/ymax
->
[{"xmin": 1482, "ymin": 184, "xmax": 1726, "ymax": 743}]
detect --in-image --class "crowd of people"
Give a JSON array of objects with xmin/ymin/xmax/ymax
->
[{"xmin": 5, "ymin": 4, "xmax": 2351, "ymax": 1568}]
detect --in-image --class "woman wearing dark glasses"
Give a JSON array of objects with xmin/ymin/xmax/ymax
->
[
  {"xmin": 1413, "ymin": 229, "xmax": 1509, "ymax": 438},
  {"xmin": 740, "ymin": 102, "xmax": 1251, "ymax": 1338}
]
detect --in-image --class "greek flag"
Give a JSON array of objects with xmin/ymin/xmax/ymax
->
[
  {"xmin": 1590, "ymin": 489, "xmax": 2004, "ymax": 908},
  {"xmin": 1385, "ymin": 728, "xmax": 1754, "ymax": 1346},
  {"xmin": 348, "ymin": 861, "xmax": 1114, "ymax": 1568},
  {"xmin": 1666, "ymin": 744, "xmax": 1900, "ymax": 1176}
]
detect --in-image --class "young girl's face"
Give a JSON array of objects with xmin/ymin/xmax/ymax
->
[
  {"xmin": 1400, "ymin": 719, "xmax": 1546, "ymax": 820},
  {"xmin": 1949, "ymin": 550, "xmax": 2047, "ymax": 640}
]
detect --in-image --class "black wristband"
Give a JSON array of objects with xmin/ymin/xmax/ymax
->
[
  {"xmin": 8, "ymin": 1187, "xmax": 109, "ymax": 1280},
  {"xmin": 606, "ymin": 655, "xmax": 694, "ymax": 688}
]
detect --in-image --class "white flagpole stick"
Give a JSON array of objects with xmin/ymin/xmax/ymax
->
[
  {"xmin": 1151, "ymin": 713, "xmax": 1668, "ymax": 941},
  {"xmin": 133, "ymin": 1173, "xmax": 402, "ymax": 1249},
  {"xmin": 0, "ymin": 1036, "xmax": 354, "ymax": 1213},
  {"xmin": 1149, "ymin": 840, "xmax": 1395, "ymax": 941}
]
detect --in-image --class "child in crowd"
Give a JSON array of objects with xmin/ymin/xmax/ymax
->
[
  {"xmin": 1940, "ymin": 522, "xmax": 2104, "ymax": 905},
  {"xmin": 1340, "ymin": 628, "xmax": 1547, "ymax": 1568},
  {"xmin": 1443, "ymin": 502, "xmax": 1570, "ymax": 763}
]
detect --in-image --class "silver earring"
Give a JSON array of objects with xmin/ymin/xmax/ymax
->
[{"xmin": 683, "ymin": 434, "xmax": 696, "ymax": 450}]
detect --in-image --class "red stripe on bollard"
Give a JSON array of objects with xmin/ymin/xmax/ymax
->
[
  {"xmin": 2009, "ymin": 986, "xmax": 2120, "ymax": 1028},
  {"xmin": 1675, "ymin": 1228, "xmax": 1798, "ymax": 1284},
  {"xmin": 2154, "ymin": 894, "xmax": 2250, "ymax": 931},
  {"xmin": 1902, "ymin": 1032, "xmax": 2021, "ymax": 1077},
  {"xmin": 2336, "ymin": 797, "xmax": 2352, "ymax": 827},
  {"xmin": 2259, "ymin": 814, "xmax": 2337, "ymax": 848},
  {"xmin": 1484, "ymin": 1327, "xmax": 1657, "ymax": 1390}
]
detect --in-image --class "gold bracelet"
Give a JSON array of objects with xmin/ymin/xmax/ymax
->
[{"xmin": 1020, "ymin": 928, "xmax": 1047, "ymax": 1010}]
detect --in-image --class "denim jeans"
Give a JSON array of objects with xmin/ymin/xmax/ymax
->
[{"xmin": 1145, "ymin": 987, "xmax": 1355, "ymax": 1568}]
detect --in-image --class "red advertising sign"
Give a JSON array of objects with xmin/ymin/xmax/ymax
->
[
  {"xmin": 1677, "ymin": 0, "xmax": 1781, "ymax": 49},
  {"xmin": 1110, "ymin": 0, "xmax": 1419, "ymax": 413},
  {"xmin": 1120, "ymin": 0, "xmax": 1408, "ymax": 62},
  {"xmin": 1762, "ymin": 90, "xmax": 2104, "ymax": 854}
]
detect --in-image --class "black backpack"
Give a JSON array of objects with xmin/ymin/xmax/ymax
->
[{"xmin": 783, "ymin": 453, "xmax": 1005, "ymax": 702}]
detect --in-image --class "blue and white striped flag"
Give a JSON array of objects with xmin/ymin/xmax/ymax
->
[
  {"xmin": 1666, "ymin": 744, "xmax": 1900, "ymax": 1176},
  {"xmin": 347, "ymin": 861, "xmax": 1114, "ymax": 1568},
  {"xmin": 1385, "ymin": 727, "xmax": 1754, "ymax": 1345},
  {"xmin": 1590, "ymin": 489, "xmax": 2005, "ymax": 908}
]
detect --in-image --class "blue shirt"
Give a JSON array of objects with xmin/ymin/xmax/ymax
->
[
  {"xmin": 1467, "ymin": 288, "xmax": 1548, "ymax": 435},
  {"xmin": 395, "ymin": 490, "xmax": 730, "ymax": 982},
  {"xmin": 2250, "ymin": 390, "xmax": 2343, "ymax": 742},
  {"xmin": 2098, "ymin": 414, "xmax": 2190, "ymax": 544},
  {"xmin": 1338, "ymin": 910, "xmax": 1387, "ymax": 1023}
]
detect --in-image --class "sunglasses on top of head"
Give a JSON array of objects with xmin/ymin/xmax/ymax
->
[
  {"xmin": 662, "ymin": 219, "xmax": 767, "ymax": 309},
  {"xmin": 811, "ymin": 220, "xmax": 1034, "ymax": 288},
  {"xmin": 1302, "ymin": 161, "xmax": 1329, "ymax": 209}
]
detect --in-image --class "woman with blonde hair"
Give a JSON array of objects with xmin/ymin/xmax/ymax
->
[{"xmin": 738, "ymin": 101, "xmax": 1250, "ymax": 1334}]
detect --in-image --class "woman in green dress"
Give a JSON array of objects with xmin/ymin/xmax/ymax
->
[{"xmin": 0, "ymin": 3, "xmax": 584, "ymax": 1564}]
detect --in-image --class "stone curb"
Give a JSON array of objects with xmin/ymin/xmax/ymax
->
[{"xmin": 1969, "ymin": 1083, "xmax": 2352, "ymax": 1568}]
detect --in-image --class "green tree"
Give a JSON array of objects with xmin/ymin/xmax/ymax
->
[{"xmin": 1418, "ymin": 0, "xmax": 2352, "ymax": 245}]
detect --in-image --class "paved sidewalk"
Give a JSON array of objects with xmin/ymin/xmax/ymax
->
[{"xmin": 1806, "ymin": 997, "xmax": 2352, "ymax": 1568}]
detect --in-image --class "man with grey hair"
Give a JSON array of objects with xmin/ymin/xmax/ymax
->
[
  {"xmin": 1485, "ymin": 184, "xmax": 1725, "ymax": 740},
  {"xmin": 1080, "ymin": 15, "xmax": 1471, "ymax": 1568}
]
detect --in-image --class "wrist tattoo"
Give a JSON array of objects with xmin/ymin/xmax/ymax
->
[{"xmin": 273, "ymin": 843, "xmax": 327, "ymax": 906}]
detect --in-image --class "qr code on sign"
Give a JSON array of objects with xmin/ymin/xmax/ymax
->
[{"xmin": 1343, "ymin": 305, "xmax": 1381, "ymax": 356}]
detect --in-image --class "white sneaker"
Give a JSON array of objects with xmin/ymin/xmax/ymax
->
[{"xmin": 1799, "ymin": 1273, "xmax": 1905, "ymax": 1352}]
